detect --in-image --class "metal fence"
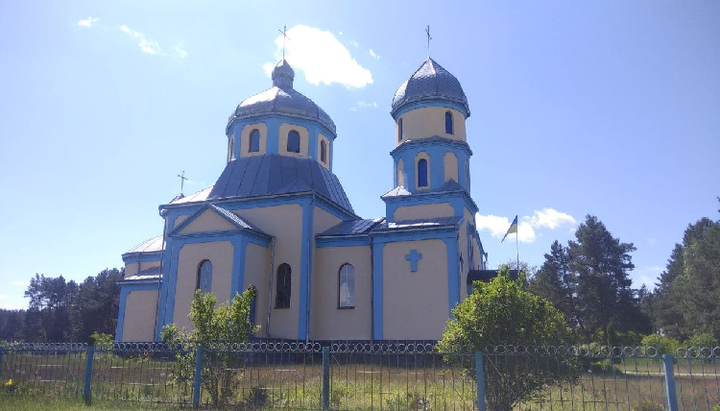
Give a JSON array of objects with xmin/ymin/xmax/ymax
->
[{"xmin": 0, "ymin": 342, "xmax": 718, "ymax": 410}]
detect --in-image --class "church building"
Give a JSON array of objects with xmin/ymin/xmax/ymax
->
[{"xmin": 116, "ymin": 56, "xmax": 488, "ymax": 342}]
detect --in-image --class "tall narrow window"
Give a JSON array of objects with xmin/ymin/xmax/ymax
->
[
  {"xmin": 287, "ymin": 130, "xmax": 300, "ymax": 153},
  {"xmin": 197, "ymin": 260, "xmax": 212, "ymax": 294},
  {"xmin": 320, "ymin": 140, "xmax": 327, "ymax": 163},
  {"xmin": 417, "ymin": 158, "xmax": 428, "ymax": 187},
  {"xmin": 249, "ymin": 129, "xmax": 260, "ymax": 153},
  {"xmin": 338, "ymin": 264, "xmax": 355, "ymax": 308},
  {"xmin": 445, "ymin": 111, "xmax": 453, "ymax": 135},
  {"xmin": 275, "ymin": 263, "xmax": 291, "ymax": 308},
  {"xmin": 228, "ymin": 135, "xmax": 235, "ymax": 161},
  {"xmin": 397, "ymin": 118, "xmax": 403, "ymax": 141}
]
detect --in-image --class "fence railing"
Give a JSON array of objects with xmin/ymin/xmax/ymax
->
[{"xmin": 0, "ymin": 342, "xmax": 718, "ymax": 410}]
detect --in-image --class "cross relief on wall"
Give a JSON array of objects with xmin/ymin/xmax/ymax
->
[{"xmin": 405, "ymin": 249, "xmax": 423, "ymax": 272}]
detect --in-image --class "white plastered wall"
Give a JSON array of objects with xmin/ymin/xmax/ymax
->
[
  {"xmin": 179, "ymin": 209, "xmax": 236, "ymax": 235},
  {"xmin": 393, "ymin": 203, "xmax": 454, "ymax": 221},
  {"xmin": 243, "ymin": 242, "xmax": 269, "ymax": 337},
  {"xmin": 312, "ymin": 246, "xmax": 372, "ymax": 340},
  {"xmin": 234, "ymin": 204, "xmax": 303, "ymax": 339},
  {"xmin": 122, "ymin": 289, "xmax": 159, "ymax": 341},
  {"xmin": 173, "ymin": 241, "xmax": 234, "ymax": 332},
  {"xmin": 443, "ymin": 152, "xmax": 459, "ymax": 183},
  {"xmin": 396, "ymin": 107, "xmax": 466, "ymax": 145},
  {"xmin": 382, "ymin": 239, "xmax": 449, "ymax": 340}
]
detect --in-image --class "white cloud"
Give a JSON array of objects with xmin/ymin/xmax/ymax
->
[
  {"xmin": 369, "ymin": 49, "xmax": 380, "ymax": 59},
  {"xmin": 351, "ymin": 40, "xmax": 360, "ymax": 47},
  {"xmin": 120, "ymin": 25, "xmax": 161, "ymax": 55},
  {"xmin": 0, "ymin": 294, "xmax": 6, "ymax": 300},
  {"xmin": 476, "ymin": 208, "xmax": 576, "ymax": 244},
  {"xmin": 350, "ymin": 101, "xmax": 379, "ymax": 112},
  {"xmin": 524, "ymin": 208, "xmax": 576, "ymax": 229},
  {"xmin": 174, "ymin": 45, "xmax": 188, "ymax": 59},
  {"xmin": 263, "ymin": 25, "xmax": 373, "ymax": 88},
  {"xmin": 78, "ymin": 17, "xmax": 100, "ymax": 28}
]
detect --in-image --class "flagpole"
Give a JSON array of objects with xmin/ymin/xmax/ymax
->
[{"xmin": 516, "ymin": 223, "xmax": 520, "ymax": 273}]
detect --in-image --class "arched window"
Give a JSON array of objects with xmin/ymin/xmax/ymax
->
[
  {"xmin": 338, "ymin": 264, "xmax": 355, "ymax": 308},
  {"xmin": 249, "ymin": 129, "xmax": 260, "ymax": 153},
  {"xmin": 287, "ymin": 130, "xmax": 300, "ymax": 153},
  {"xmin": 417, "ymin": 158, "xmax": 428, "ymax": 187},
  {"xmin": 197, "ymin": 260, "xmax": 212, "ymax": 294},
  {"xmin": 445, "ymin": 111, "xmax": 453, "ymax": 135},
  {"xmin": 320, "ymin": 140, "xmax": 327, "ymax": 163},
  {"xmin": 275, "ymin": 263, "xmax": 291, "ymax": 309},
  {"xmin": 397, "ymin": 118, "xmax": 403, "ymax": 142},
  {"xmin": 228, "ymin": 135, "xmax": 235, "ymax": 161}
]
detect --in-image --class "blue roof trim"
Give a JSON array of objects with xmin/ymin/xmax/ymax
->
[
  {"xmin": 390, "ymin": 136, "xmax": 473, "ymax": 157},
  {"xmin": 373, "ymin": 216, "xmax": 462, "ymax": 231},
  {"xmin": 208, "ymin": 155, "xmax": 354, "ymax": 214},
  {"xmin": 320, "ymin": 219, "xmax": 383, "ymax": 236}
]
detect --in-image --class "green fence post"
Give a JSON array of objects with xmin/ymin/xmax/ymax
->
[
  {"xmin": 322, "ymin": 346, "xmax": 330, "ymax": 409},
  {"xmin": 83, "ymin": 345, "xmax": 95, "ymax": 405},
  {"xmin": 475, "ymin": 352, "xmax": 486, "ymax": 411},
  {"xmin": 192, "ymin": 346, "xmax": 203, "ymax": 408},
  {"xmin": 662, "ymin": 353, "xmax": 679, "ymax": 411}
]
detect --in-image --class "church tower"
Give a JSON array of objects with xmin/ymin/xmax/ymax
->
[{"xmin": 389, "ymin": 57, "xmax": 472, "ymax": 195}]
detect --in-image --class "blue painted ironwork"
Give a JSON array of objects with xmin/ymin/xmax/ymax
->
[
  {"xmin": 321, "ymin": 346, "xmax": 330, "ymax": 409},
  {"xmin": 192, "ymin": 346, "xmax": 203, "ymax": 408},
  {"xmin": 475, "ymin": 351, "xmax": 486, "ymax": 411},
  {"xmin": 663, "ymin": 353, "xmax": 679, "ymax": 411},
  {"xmin": 83, "ymin": 346, "xmax": 94, "ymax": 405}
]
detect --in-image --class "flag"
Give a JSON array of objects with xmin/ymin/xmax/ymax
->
[{"xmin": 501, "ymin": 215, "xmax": 518, "ymax": 243}]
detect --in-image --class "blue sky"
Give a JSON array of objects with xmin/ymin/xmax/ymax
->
[{"xmin": 0, "ymin": 1, "xmax": 718, "ymax": 310}]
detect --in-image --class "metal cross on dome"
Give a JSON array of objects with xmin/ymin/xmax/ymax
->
[
  {"xmin": 278, "ymin": 25, "xmax": 291, "ymax": 59},
  {"xmin": 425, "ymin": 25, "xmax": 432, "ymax": 57},
  {"xmin": 177, "ymin": 170, "xmax": 188, "ymax": 196}
]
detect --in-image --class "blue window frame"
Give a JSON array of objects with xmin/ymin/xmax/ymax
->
[
  {"xmin": 287, "ymin": 130, "xmax": 300, "ymax": 153},
  {"xmin": 197, "ymin": 260, "xmax": 212, "ymax": 294},
  {"xmin": 338, "ymin": 264, "xmax": 355, "ymax": 308},
  {"xmin": 275, "ymin": 263, "xmax": 291, "ymax": 308},
  {"xmin": 398, "ymin": 118, "xmax": 403, "ymax": 141},
  {"xmin": 445, "ymin": 111, "xmax": 453, "ymax": 135},
  {"xmin": 249, "ymin": 129, "xmax": 260, "ymax": 153},
  {"xmin": 417, "ymin": 158, "xmax": 428, "ymax": 187}
]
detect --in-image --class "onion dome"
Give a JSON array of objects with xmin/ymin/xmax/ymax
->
[
  {"xmin": 227, "ymin": 59, "xmax": 336, "ymax": 134},
  {"xmin": 391, "ymin": 58, "xmax": 470, "ymax": 118}
]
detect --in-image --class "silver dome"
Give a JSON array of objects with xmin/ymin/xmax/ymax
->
[
  {"xmin": 227, "ymin": 60, "xmax": 336, "ymax": 134},
  {"xmin": 391, "ymin": 58, "xmax": 470, "ymax": 118}
]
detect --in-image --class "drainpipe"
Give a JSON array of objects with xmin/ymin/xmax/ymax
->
[
  {"xmin": 266, "ymin": 237, "xmax": 276, "ymax": 338},
  {"xmin": 369, "ymin": 235, "xmax": 375, "ymax": 343},
  {"xmin": 305, "ymin": 195, "xmax": 316, "ymax": 343}
]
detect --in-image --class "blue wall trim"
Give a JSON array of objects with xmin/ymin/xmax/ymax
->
[
  {"xmin": 391, "ymin": 99, "xmax": 470, "ymax": 120},
  {"xmin": 444, "ymin": 237, "xmax": 460, "ymax": 316},
  {"xmin": 116, "ymin": 281, "xmax": 161, "ymax": 342},
  {"xmin": 383, "ymin": 191, "xmax": 478, "ymax": 222},
  {"xmin": 122, "ymin": 251, "xmax": 163, "ymax": 265},
  {"xmin": 316, "ymin": 236, "xmax": 370, "ymax": 248},
  {"xmin": 298, "ymin": 197, "xmax": 313, "ymax": 340}
]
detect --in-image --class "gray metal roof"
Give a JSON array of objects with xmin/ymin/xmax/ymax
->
[
  {"xmin": 227, "ymin": 60, "xmax": 336, "ymax": 134},
  {"xmin": 391, "ymin": 58, "xmax": 470, "ymax": 118},
  {"xmin": 208, "ymin": 154, "xmax": 354, "ymax": 214},
  {"xmin": 374, "ymin": 216, "xmax": 462, "ymax": 231},
  {"xmin": 209, "ymin": 204, "xmax": 269, "ymax": 236},
  {"xmin": 121, "ymin": 266, "xmax": 162, "ymax": 283},
  {"xmin": 125, "ymin": 236, "xmax": 164, "ymax": 254},
  {"xmin": 320, "ymin": 218, "xmax": 384, "ymax": 236},
  {"xmin": 381, "ymin": 186, "xmax": 412, "ymax": 198}
]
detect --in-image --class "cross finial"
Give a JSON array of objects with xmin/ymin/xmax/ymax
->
[
  {"xmin": 425, "ymin": 25, "xmax": 432, "ymax": 58},
  {"xmin": 278, "ymin": 25, "xmax": 291, "ymax": 59},
  {"xmin": 177, "ymin": 170, "xmax": 188, "ymax": 196}
]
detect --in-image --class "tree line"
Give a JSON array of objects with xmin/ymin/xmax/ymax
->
[
  {"xmin": 529, "ymin": 198, "xmax": 720, "ymax": 346},
  {"xmin": 0, "ymin": 268, "xmax": 123, "ymax": 342}
]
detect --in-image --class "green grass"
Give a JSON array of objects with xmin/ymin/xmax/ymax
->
[{"xmin": 0, "ymin": 396, "xmax": 186, "ymax": 411}]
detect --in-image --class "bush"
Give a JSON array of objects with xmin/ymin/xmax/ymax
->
[
  {"xmin": 641, "ymin": 334, "xmax": 679, "ymax": 354},
  {"xmin": 439, "ymin": 267, "xmax": 573, "ymax": 411},
  {"xmin": 685, "ymin": 332, "xmax": 718, "ymax": 348},
  {"xmin": 632, "ymin": 401, "xmax": 664, "ymax": 411}
]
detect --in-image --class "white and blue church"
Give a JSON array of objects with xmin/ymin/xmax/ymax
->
[{"xmin": 117, "ymin": 56, "xmax": 488, "ymax": 342}]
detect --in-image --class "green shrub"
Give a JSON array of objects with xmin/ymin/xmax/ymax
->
[
  {"xmin": 685, "ymin": 332, "xmax": 718, "ymax": 348},
  {"xmin": 641, "ymin": 334, "xmax": 679, "ymax": 354},
  {"xmin": 632, "ymin": 401, "xmax": 664, "ymax": 411}
]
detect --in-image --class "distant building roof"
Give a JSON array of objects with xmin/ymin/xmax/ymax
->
[
  {"xmin": 170, "ymin": 186, "xmax": 213, "ymax": 204},
  {"xmin": 124, "ymin": 236, "xmax": 164, "ymax": 254},
  {"xmin": 208, "ymin": 154, "xmax": 354, "ymax": 214}
]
